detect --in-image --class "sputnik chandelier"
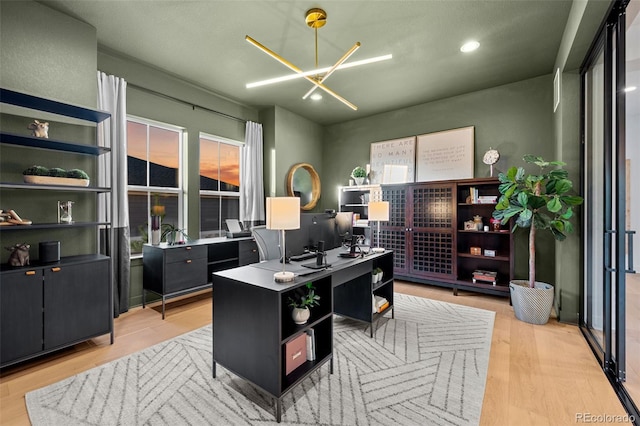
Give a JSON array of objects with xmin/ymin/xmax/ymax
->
[{"xmin": 245, "ymin": 8, "xmax": 392, "ymax": 110}]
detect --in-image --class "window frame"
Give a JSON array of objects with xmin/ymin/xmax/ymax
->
[
  {"xmin": 127, "ymin": 115, "xmax": 186, "ymax": 255},
  {"xmin": 199, "ymin": 132, "xmax": 243, "ymax": 238}
]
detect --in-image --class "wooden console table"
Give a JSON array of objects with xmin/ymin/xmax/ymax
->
[{"xmin": 212, "ymin": 248, "xmax": 394, "ymax": 422}]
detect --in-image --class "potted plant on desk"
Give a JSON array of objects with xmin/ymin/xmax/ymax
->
[
  {"xmin": 492, "ymin": 155, "xmax": 583, "ymax": 324},
  {"xmin": 161, "ymin": 223, "xmax": 189, "ymax": 245},
  {"xmin": 287, "ymin": 282, "xmax": 320, "ymax": 325}
]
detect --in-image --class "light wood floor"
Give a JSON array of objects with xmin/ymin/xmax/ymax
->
[{"xmin": 0, "ymin": 282, "xmax": 632, "ymax": 425}]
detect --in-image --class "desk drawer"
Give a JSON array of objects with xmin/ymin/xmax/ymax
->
[
  {"xmin": 165, "ymin": 257, "xmax": 207, "ymax": 293},
  {"xmin": 239, "ymin": 240, "xmax": 259, "ymax": 265},
  {"xmin": 164, "ymin": 245, "xmax": 206, "ymax": 263}
]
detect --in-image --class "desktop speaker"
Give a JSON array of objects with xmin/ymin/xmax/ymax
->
[{"xmin": 39, "ymin": 241, "xmax": 60, "ymax": 263}]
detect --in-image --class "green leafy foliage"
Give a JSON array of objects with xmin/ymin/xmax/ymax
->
[
  {"xmin": 287, "ymin": 282, "xmax": 321, "ymax": 309},
  {"xmin": 493, "ymin": 155, "xmax": 583, "ymax": 241},
  {"xmin": 48, "ymin": 167, "xmax": 67, "ymax": 177},
  {"xmin": 493, "ymin": 155, "xmax": 584, "ymax": 286},
  {"xmin": 66, "ymin": 169, "xmax": 90, "ymax": 179},
  {"xmin": 23, "ymin": 165, "xmax": 50, "ymax": 176},
  {"xmin": 351, "ymin": 166, "xmax": 367, "ymax": 178}
]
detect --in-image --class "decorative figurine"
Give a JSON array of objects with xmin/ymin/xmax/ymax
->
[
  {"xmin": 58, "ymin": 201, "xmax": 74, "ymax": 223},
  {"xmin": 473, "ymin": 215, "xmax": 483, "ymax": 231},
  {"xmin": 28, "ymin": 120, "xmax": 49, "ymax": 138},
  {"xmin": 6, "ymin": 243, "xmax": 30, "ymax": 266}
]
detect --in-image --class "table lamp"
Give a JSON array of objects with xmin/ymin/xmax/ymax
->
[
  {"xmin": 266, "ymin": 197, "xmax": 300, "ymax": 282},
  {"xmin": 368, "ymin": 201, "xmax": 389, "ymax": 253}
]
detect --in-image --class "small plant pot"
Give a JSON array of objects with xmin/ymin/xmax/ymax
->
[
  {"xmin": 509, "ymin": 280, "xmax": 555, "ymax": 325},
  {"xmin": 353, "ymin": 177, "xmax": 365, "ymax": 186},
  {"xmin": 292, "ymin": 307, "xmax": 310, "ymax": 325},
  {"xmin": 377, "ymin": 272, "xmax": 384, "ymax": 282}
]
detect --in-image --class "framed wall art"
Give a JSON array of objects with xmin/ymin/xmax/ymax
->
[
  {"xmin": 415, "ymin": 126, "xmax": 474, "ymax": 182},
  {"xmin": 369, "ymin": 136, "xmax": 416, "ymax": 184}
]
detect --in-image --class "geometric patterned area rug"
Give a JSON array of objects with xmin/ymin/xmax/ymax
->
[{"xmin": 26, "ymin": 293, "xmax": 495, "ymax": 425}]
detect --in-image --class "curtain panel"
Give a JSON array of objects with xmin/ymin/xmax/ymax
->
[
  {"xmin": 240, "ymin": 121, "xmax": 265, "ymax": 227},
  {"xmin": 97, "ymin": 71, "xmax": 130, "ymax": 317}
]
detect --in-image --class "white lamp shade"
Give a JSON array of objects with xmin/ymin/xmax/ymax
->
[
  {"xmin": 368, "ymin": 201, "xmax": 389, "ymax": 221},
  {"xmin": 266, "ymin": 197, "xmax": 300, "ymax": 230}
]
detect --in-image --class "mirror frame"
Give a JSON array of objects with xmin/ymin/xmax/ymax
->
[{"xmin": 286, "ymin": 162, "xmax": 321, "ymax": 210}]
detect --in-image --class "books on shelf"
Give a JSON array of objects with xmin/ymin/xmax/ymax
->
[
  {"xmin": 468, "ymin": 187, "xmax": 497, "ymax": 204},
  {"xmin": 477, "ymin": 195, "xmax": 498, "ymax": 204},
  {"xmin": 469, "ymin": 187, "xmax": 478, "ymax": 203},
  {"xmin": 372, "ymin": 295, "xmax": 388, "ymax": 313},
  {"xmin": 355, "ymin": 219, "xmax": 369, "ymax": 227},
  {"xmin": 306, "ymin": 329, "xmax": 316, "ymax": 361}
]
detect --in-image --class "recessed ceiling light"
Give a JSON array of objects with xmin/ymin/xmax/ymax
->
[
  {"xmin": 624, "ymin": 86, "xmax": 637, "ymax": 92},
  {"xmin": 460, "ymin": 41, "xmax": 480, "ymax": 53},
  {"xmin": 310, "ymin": 93, "xmax": 323, "ymax": 101}
]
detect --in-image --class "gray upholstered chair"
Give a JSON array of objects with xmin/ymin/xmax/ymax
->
[{"xmin": 251, "ymin": 225, "xmax": 281, "ymax": 262}]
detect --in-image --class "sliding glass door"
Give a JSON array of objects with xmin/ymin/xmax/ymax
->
[
  {"xmin": 581, "ymin": 0, "xmax": 639, "ymax": 419},
  {"xmin": 623, "ymin": 0, "xmax": 639, "ymax": 407}
]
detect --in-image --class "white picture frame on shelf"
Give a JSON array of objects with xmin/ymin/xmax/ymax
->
[
  {"xmin": 415, "ymin": 126, "xmax": 474, "ymax": 182},
  {"xmin": 382, "ymin": 164, "xmax": 409, "ymax": 184},
  {"xmin": 369, "ymin": 136, "xmax": 416, "ymax": 184}
]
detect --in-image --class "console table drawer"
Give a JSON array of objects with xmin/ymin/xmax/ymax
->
[
  {"xmin": 239, "ymin": 239, "xmax": 259, "ymax": 265},
  {"xmin": 164, "ymin": 245, "xmax": 206, "ymax": 263},
  {"xmin": 165, "ymin": 258, "xmax": 207, "ymax": 293}
]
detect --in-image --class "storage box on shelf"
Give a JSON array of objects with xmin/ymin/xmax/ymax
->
[{"xmin": 0, "ymin": 88, "xmax": 114, "ymax": 368}]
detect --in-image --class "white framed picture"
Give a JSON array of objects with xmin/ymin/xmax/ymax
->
[
  {"xmin": 382, "ymin": 164, "xmax": 409, "ymax": 184},
  {"xmin": 369, "ymin": 136, "xmax": 416, "ymax": 184},
  {"xmin": 415, "ymin": 126, "xmax": 474, "ymax": 182}
]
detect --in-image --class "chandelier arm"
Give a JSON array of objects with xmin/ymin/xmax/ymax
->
[
  {"xmin": 302, "ymin": 42, "xmax": 360, "ymax": 100},
  {"xmin": 246, "ymin": 35, "xmax": 358, "ymax": 110}
]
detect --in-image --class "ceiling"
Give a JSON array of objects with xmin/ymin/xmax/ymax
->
[{"xmin": 38, "ymin": 0, "xmax": 582, "ymax": 125}]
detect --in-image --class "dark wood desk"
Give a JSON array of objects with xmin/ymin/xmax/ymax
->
[{"xmin": 212, "ymin": 248, "xmax": 393, "ymax": 422}]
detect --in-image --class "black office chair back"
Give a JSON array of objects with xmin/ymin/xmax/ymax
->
[{"xmin": 251, "ymin": 225, "xmax": 281, "ymax": 262}]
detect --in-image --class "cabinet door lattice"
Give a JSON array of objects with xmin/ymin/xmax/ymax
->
[{"xmin": 381, "ymin": 186, "xmax": 407, "ymax": 274}]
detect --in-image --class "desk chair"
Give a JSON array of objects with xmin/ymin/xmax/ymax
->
[{"xmin": 251, "ymin": 225, "xmax": 281, "ymax": 262}]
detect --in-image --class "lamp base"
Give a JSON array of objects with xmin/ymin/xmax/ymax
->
[
  {"xmin": 371, "ymin": 247, "xmax": 385, "ymax": 253},
  {"xmin": 274, "ymin": 270, "xmax": 295, "ymax": 283}
]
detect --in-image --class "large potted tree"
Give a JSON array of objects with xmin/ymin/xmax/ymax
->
[{"xmin": 493, "ymin": 155, "xmax": 583, "ymax": 324}]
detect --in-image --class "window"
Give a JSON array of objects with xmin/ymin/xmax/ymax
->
[
  {"xmin": 127, "ymin": 117, "xmax": 185, "ymax": 254},
  {"xmin": 199, "ymin": 134, "xmax": 241, "ymax": 238}
]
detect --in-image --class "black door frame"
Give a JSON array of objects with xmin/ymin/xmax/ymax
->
[{"xmin": 579, "ymin": 0, "xmax": 638, "ymax": 422}]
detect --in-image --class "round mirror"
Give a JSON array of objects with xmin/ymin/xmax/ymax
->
[{"xmin": 286, "ymin": 163, "xmax": 321, "ymax": 210}]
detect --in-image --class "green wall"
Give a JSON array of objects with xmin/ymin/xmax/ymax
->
[
  {"xmin": 0, "ymin": 0, "xmax": 98, "ymax": 264},
  {"xmin": 322, "ymin": 75, "xmax": 557, "ymax": 286},
  {"xmin": 0, "ymin": 1, "xmax": 97, "ymax": 106}
]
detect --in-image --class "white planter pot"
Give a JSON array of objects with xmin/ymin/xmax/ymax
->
[
  {"xmin": 353, "ymin": 177, "xmax": 365, "ymax": 186},
  {"xmin": 509, "ymin": 280, "xmax": 555, "ymax": 325},
  {"xmin": 292, "ymin": 307, "xmax": 310, "ymax": 325}
]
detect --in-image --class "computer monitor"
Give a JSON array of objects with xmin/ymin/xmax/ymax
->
[{"xmin": 335, "ymin": 212, "xmax": 353, "ymax": 245}]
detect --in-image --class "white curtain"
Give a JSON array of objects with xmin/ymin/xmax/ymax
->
[
  {"xmin": 97, "ymin": 71, "xmax": 130, "ymax": 317},
  {"xmin": 240, "ymin": 121, "xmax": 265, "ymax": 227}
]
